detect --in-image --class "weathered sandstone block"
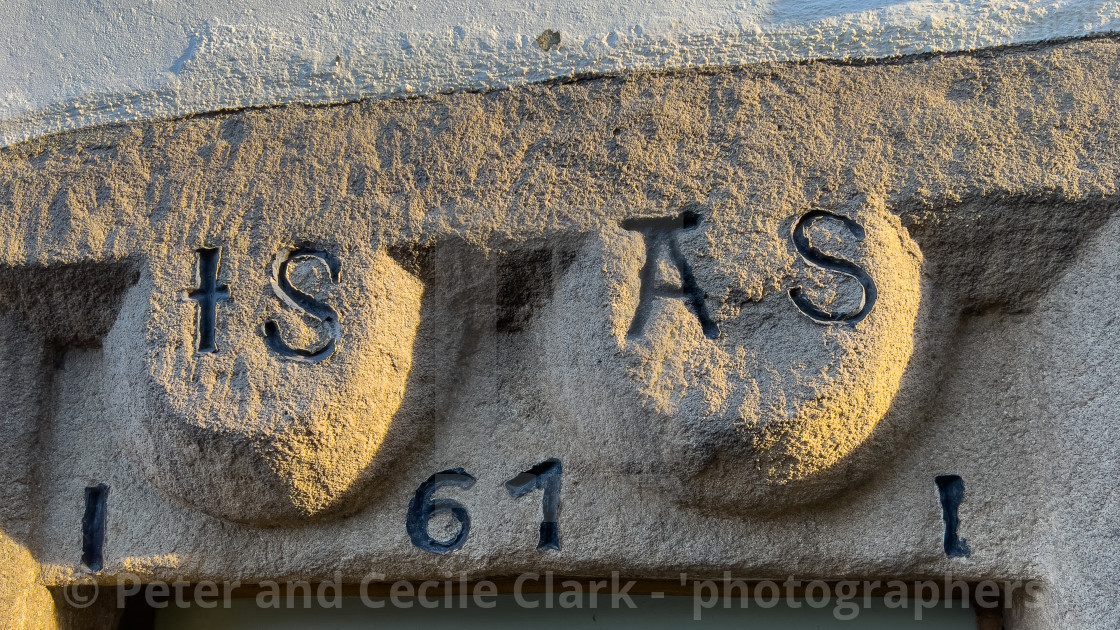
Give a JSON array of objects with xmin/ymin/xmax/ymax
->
[
  {"xmin": 104, "ymin": 248, "xmax": 425, "ymax": 524},
  {"xmin": 2, "ymin": 37, "xmax": 1120, "ymax": 630},
  {"xmin": 539, "ymin": 204, "xmax": 925, "ymax": 512}
]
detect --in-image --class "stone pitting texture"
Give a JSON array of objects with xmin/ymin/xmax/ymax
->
[{"xmin": 2, "ymin": 35, "xmax": 1120, "ymax": 629}]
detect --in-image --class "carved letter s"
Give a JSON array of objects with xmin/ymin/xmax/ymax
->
[
  {"xmin": 788, "ymin": 210, "xmax": 877, "ymax": 324},
  {"xmin": 262, "ymin": 248, "xmax": 341, "ymax": 363}
]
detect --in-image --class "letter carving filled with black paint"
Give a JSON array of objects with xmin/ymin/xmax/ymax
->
[
  {"xmin": 104, "ymin": 243, "xmax": 427, "ymax": 525},
  {"xmin": 188, "ymin": 248, "xmax": 231, "ymax": 354},
  {"xmin": 262, "ymin": 248, "xmax": 342, "ymax": 363},
  {"xmin": 537, "ymin": 203, "xmax": 931, "ymax": 514},
  {"xmin": 789, "ymin": 210, "xmax": 878, "ymax": 325},
  {"xmin": 622, "ymin": 211, "xmax": 720, "ymax": 339}
]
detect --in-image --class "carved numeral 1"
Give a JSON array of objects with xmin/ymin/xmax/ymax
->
[
  {"xmin": 81, "ymin": 484, "xmax": 109, "ymax": 572},
  {"xmin": 505, "ymin": 458, "xmax": 563, "ymax": 551},
  {"xmin": 935, "ymin": 474, "xmax": 971, "ymax": 558}
]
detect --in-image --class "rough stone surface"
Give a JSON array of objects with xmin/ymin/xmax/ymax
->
[
  {"xmin": 1, "ymin": 36, "xmax": 1120, "ymax": 628},
  {"xmin": 537, "ymin": 210, "xmax": 926, "ymax": 514},
  {"xmin": 107, "ymin": 250, "xmax": 425, "ymax": 523},
  {"xmin": 5, "ymin": 0, "xmax": 1120, "ymax": 147}
]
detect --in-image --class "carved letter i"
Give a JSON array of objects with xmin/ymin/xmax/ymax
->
[{"xmin": 188, "ymin": 247, "xmax": 231, "ymax": 354}]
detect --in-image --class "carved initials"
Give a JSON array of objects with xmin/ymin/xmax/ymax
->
[
  {"xmin": 188, "ymin": 247, "xmax": 230, "ymax": 354},
  {"xmin": 262, "ymin": 248, "xmax": 342, "ymax": 363},
  {"xmin": 788, "ymin": 210, "xmax": 877, "ymax": 324},
  {"xmin": 621, "ymin": 211, "xmax": 720, "ymax": 340},
  {"xmin": 185, "ymin": 212, "xmax": 878, "ymax": 363}
]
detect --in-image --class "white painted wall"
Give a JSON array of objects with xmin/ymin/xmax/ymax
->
[{"xmin": 2, "ymin": 0, "xmax": 1119, "ymax": 146}]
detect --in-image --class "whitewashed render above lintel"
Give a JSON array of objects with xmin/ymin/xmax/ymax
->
[{"xmin": 2, "ymin": 0, "xmax": 1120, "ymax": 146}]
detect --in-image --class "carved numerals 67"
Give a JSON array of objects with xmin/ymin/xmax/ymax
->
[{"xmin": 407, "ymin": 459, "xmax": 563, "ymax": 555}]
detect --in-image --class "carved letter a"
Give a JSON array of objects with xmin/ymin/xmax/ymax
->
[{"xmin": 621, "ymin": 211, "xmax": 720, "ymax": 340}]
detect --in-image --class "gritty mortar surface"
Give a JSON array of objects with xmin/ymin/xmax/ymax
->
[
  {"xmin": 1, "ymin": 36, "xmax": 1120, "ymax": 628},
  {"xmin": 3, "ymin": 0, "xmax": 1120, "ymax": 146}
]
